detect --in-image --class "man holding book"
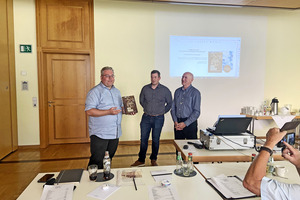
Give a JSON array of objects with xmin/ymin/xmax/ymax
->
[{"xmin": 85, "ymin": 66, "xmax": 124, "ymax": 169}]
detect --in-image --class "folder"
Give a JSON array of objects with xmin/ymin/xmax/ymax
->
[{"xmin": 206, "ymin": 175, "xmax": 256, "ymax": 199}]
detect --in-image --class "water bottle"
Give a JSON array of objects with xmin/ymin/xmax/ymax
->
[
  {"xmin": 188, "ymin": 152, "xmax": 194, "ymax": 173},
  {"xmin": 251, "ymin": 153, "xmax": 256, "ymax": 162},
  {"xmin": 176, "ymin": 152, "xmax": 183, "ymax": 174},
  {"xmin": 103, "ymin": 151, "xmax": 111, "ymax": 180},
  {"xmin": 266, "ymin": 155, "xmax": 274, "ymax": 174}
]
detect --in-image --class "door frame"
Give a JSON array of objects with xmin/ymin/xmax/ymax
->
[{"xmin": 36, "ymin": 0, "xmax": 94, "ymax": 148}]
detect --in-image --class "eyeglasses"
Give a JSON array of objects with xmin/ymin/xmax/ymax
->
[{"xmin": 102, "ymin": 75, "xmax": 115, "ymax": 78}]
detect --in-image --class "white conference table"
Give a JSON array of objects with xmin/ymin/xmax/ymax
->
[
  {"xmin": 194, "ymin": 161, "xmax": 300, "ymax": 199},
  {"xmin": 174, "ymin": 139, "xmax": 285, "ymax": 162},
  {"xmin": 17, "ymin": 165, "xmax": 222, "ymax": 200}
]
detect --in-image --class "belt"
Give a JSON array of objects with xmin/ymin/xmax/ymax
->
[{"xmin": 145, "ymin": 113, "xmax": 163, "ymax": 117}]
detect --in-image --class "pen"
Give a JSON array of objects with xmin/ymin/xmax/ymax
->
[
  {"xmin": 151, "ymin": 173, "xmax": 173, "ymax": 176},
  {"xmin": 133, "ymin": 177, "xmax": 137, "ymax": 191}
]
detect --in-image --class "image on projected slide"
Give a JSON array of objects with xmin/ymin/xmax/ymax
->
[{"xmin": 169, "ymin": 36, "xmax": 241, "ymax": 78}]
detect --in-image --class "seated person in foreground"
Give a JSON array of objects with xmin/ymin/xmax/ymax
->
[{"xmin": 243, "ymin": 128, "xmax": 300, "ymax": 200}]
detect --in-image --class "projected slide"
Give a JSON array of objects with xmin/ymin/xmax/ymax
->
[{"xmin": 170, "ymin": 36, "xmax": 241, "ymax": 78}]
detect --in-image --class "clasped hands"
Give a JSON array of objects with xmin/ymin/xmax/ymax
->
[{"xmin": 174, "ymin": 122, "xmax": 186, "ymax": 131}]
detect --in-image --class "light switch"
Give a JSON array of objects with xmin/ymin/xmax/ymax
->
[
  {"xmin": 21, "ymin": 71, "xmax": 27, "ymax": 76},
  {"xmin": 32, "ymin": 97, "xmax": 37, "ymax": 107}
]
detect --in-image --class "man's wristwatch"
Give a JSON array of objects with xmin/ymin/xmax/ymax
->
[{"xmin": 259, "ymin": 146, "xmax": 273, "ymax": 156}]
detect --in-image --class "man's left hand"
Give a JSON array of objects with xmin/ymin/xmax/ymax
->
[{"xmin": 176, "ymin": 122, "xmax": 186, "ymax": 130}]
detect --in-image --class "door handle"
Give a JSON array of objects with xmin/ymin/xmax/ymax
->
[{"xmin": 48, "ymin": 101, "xmax": 54, "ymax": 107}]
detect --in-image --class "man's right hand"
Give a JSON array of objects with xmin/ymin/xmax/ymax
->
[
  {"xmin": 109, "ymin": 107, "xmax": 121, "ymax": 115},
  {"xmin": 282, "ymin": 141, "xmax": 300, "ymax": 169},
  {"xmin": 264, "ymin": 128, "xmax": 287, "ymax": 149}
]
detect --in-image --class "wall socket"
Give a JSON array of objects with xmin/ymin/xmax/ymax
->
[{"xmin": 22, "ymin": 81, "xmax": 28, "ymax": 91}]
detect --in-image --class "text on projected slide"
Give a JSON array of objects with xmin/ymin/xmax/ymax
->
[{"xmin": 169, "ymin": 36, "xmax": 241, "ymax": 78}]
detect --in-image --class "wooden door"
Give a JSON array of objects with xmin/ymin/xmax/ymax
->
[
  {"xmin": 0, "ymin": 0, "xmax": 17, "ymax": 159},
  {"xmin": 46, "ymin": 53, "xmax": 90, "ymax": 144},
  {"xmin": 37, "ymin": 0, "xmax": 94, "ymax": 147},
  {"xmin": 0, "ymin": 32, "xmax": 12, "ymax": 158}
]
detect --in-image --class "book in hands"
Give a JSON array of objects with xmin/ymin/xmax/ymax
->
[
  {"xmin": 56, "ymin": 169, "xmax": 84, "ymax": 183},
  {"xmin": 122, "ymin": 95, "xmax": 138, "ymax": 114}
]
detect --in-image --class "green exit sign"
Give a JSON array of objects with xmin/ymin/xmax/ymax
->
[{"xmin": 20, "ymin": 45, "xmax": 32, "ymax": 53}]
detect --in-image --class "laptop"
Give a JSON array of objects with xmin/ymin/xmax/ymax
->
[{"xmin": 212, "ymin": 117, "xmax": 252, "ymax": 135}]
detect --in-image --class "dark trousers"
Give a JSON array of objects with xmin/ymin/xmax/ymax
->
[
  {"xmin": 174, "ymin": 118, "xmax": 198, "ymax": 157},
  {"xmin": 88, "ymin": 135, "xmax": 119, "ymax": 169},
  {"xmin": 138, "ymin": 114, "xmax": 165, "ymax": 163},
  {"xmin": 174, "ymin": 118, "xmax": 198, "ymax": 140}
]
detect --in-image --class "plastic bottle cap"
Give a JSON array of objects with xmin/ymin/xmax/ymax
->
[
  {"xmin": 161, "ymin": 180, "xmax": 171, "ymax": 187},
  {"xmin": 102, "ymin": 183, "xmax": 109, "ymax": 190}
]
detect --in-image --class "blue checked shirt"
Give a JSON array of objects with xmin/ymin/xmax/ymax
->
[{"xmin": 85, "ymin": 82, "xmax": 123, "ymax": 139}]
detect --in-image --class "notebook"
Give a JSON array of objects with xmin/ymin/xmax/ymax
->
[{"xmin": 56, "ymin": 169, "xmax": 84, "ymax": 183}]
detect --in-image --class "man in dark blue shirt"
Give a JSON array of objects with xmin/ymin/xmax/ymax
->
[
  {"xmin": 171, "ymin": 72, "xmax": 201, "ymax": 141},
  {"xmin": 131, "ymin": 70, "xmax": 172, "ymax": 167}
]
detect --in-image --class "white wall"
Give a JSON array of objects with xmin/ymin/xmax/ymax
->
[
  {"xmin": 14, "ymin": 0, "xmax": 300, "ymax": 145},
  {"xmin": 14, "ymin": 0, "xmax": 39, "ymax": 145},
  {"xmin": 154, "ymin": 6, "xmax": 266, "ymax": 135}
]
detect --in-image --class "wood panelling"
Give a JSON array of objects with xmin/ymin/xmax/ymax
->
[
  {"xmin": 36, "ymin": 0, "xmax": 94, "ymax": 147},
  {"xmin": 38, "ymin": 0, "xmax": 91, "ymax": 48},
  {"xmin": 0, "ymin": 0, "xmax": 18, "ymax": 159}
]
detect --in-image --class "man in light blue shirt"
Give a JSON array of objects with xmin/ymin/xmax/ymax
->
[
  {"xmin": 243, "ymin": 128, "xmax": 300, "ymax": 199},
  {"xmin": 85, "ymin": 66, "xmax": 123, "ymax": 169},
  {"xmin": 171, "ymin": 72, "xmax": 201, "ymax": 140}
]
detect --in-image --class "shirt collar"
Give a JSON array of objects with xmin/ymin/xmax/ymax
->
[
  {"xmin": 100, "ymin": 82, "xmax": 114, "ymax": 90},
  {"xmin": 181, "ymin": 84, "xmax": 192, "ymax": 91},
  {"xmin": 149, "ymin": 83, "xmax": 161, "ymax": 89}
]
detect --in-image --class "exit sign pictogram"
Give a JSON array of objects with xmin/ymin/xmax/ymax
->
[{"xmin": 20, "ymin": 45, "xmax": 32, "ymax": 53}]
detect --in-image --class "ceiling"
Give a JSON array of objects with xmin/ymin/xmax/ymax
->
[{"xmin": 147, "ymin": 0, "xmax": 300, "ymax": 9}]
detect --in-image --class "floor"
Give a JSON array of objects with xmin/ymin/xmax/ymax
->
[{"xmin": 0, "ymin": 142, "xmax": 176, "ymax": 200}]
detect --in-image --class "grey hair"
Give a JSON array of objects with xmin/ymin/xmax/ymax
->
[{"xmin": 101, "ymin": 66, "xmax": 114, "ymax": 75}]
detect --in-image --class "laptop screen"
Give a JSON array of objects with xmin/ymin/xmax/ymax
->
[{"xmin": 214, "ymin": 117, "xmax": 252, "ymax": 135}]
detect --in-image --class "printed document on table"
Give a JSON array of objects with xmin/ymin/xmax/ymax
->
[
  {"xmin": 150, "ymin": 170, "xmax": 172, "ymax": 182},
  {"xmin": 87, "ymin": 184, "xmax": 120, "ymax": 200},
  {"xmin": 148, "ymin": 185, "xmax": 179, "ymax": 200},
  {"xmin": 40, "ymin": 184, "xmax": 74, "ymax": 200},
  {"xmin": 207, "ymin": 174, "xmax": 256, "ymax": 199},
  {"xmin": 116, "ymin": 170, "xmax": 144, "ymax": 187}
]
